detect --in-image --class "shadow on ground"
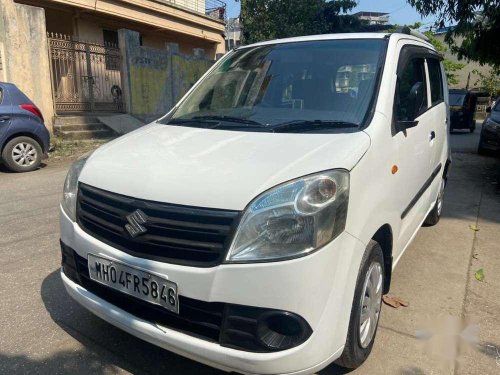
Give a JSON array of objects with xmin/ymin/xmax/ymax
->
[
  {"xmin": 38, "ymin": 270, "xmax": 222, "ymax": 375},
  {"xmin": 0, "ymin": 162, "xmax": 47, "ymax": 174}
]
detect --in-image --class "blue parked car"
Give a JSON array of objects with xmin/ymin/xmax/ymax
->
[{"xmin": 0, "ymin": 82, "xmax": 50, "ymax": 172}]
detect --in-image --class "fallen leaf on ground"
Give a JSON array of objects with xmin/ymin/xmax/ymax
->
[
  {"xmin": 475, "ymin": 269, "xmax": 485, "ymax": 282},
  {"xmin": 383, "ymin": 295, "xmax": 409, "ymax": 308},
  {"xmin": 469, "ymin": 224, "xmax": 480, "ymax": 232}
]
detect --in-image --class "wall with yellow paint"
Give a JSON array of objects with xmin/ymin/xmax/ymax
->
[{"xmin": 119, "ymin": 29, "xmax": 214, "ymax": 122}]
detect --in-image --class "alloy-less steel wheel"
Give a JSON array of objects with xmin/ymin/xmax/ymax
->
[
  {"xmin": 336, "ymin": 240, "xmax": 384, "ymax": 369},
  {"xmin": 1, "ymin": 136, "xmax": 42, "ymax": 172},
  {"xmin": 424, "ymin": 176, "xmax": 445, "ymax": 226}
]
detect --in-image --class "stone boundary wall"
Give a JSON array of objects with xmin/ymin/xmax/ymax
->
[{"xmin": 118, "ymin": 29, "xmax": 214, "ymax": 123}]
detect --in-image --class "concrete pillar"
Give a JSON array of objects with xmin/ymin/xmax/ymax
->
[
  {"xmin": 118, "ymin": 29, "xmax": 141, "ymax": 114},
  {"xmin": 0, "ymin": 1, "xmax": 54, "ymax": 130}
]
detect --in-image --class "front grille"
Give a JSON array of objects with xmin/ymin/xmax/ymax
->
[
  {"xmin": 76, "ymin": 183, "xmax": 240, "ymax": 267},
  {"xmin": 61, "ymin": 243, "xmax": 312, "ymax": 353}
]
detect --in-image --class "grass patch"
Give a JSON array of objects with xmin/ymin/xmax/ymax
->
[{"xmin": 49, "ymin": 137, "xmax": 110, "ymax": 162}]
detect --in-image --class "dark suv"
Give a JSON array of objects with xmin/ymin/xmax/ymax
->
[
  {"xmin": 0, "ymin": 82, "xmax": 50, "ymax": 172},
  {"xmin": 478, "ymin": 100, "xmax": 500, "ymax": 155},
  {"xmin": 449, "ymin": 89, "xmax": 477, "ymax": 133}
]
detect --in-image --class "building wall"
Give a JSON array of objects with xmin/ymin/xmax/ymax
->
[
  {"xmin": 22, "ymin": 0, "xmax": 226, "ymax": 54},
  {"xmin": 44, "ymin": 10, "xmax": 219, "ymax": 59},
  {"xmin": 0, "ymin": 1, "xmax": 54, "ymax": 130},
  {"xmin": 434, "ymin": 33, "xmax": 495, "ymax": 90}
]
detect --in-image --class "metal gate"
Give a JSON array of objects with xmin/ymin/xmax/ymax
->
[{"xmin": 47, "ymin": 33, "xmax": 124, "ymax": 113}]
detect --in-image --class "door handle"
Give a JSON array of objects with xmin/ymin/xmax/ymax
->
[
  {"xmin": 430, "ymin": 131, "xmax": 436, "ymax": 141},
  {"xmin": 0, "ymin": 116, "xmax": 10, "ymax": 122}
]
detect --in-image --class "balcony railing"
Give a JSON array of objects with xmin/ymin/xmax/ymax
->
[{"xmin": 156, "ymin": 0, "xmax": 226, "ymax": 21}]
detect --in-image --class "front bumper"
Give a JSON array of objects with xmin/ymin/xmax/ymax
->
[
  {"xmin": 60, "ymin": 206, "xmax": 366, "ymax": 374},
  {"xmin": 480, "ymin": 127, "xmax": 500, "ymax": 151}
]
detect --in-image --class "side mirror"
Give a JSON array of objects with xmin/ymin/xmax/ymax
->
[
  {"xmin": 486, "ymin": 106, "xmax": 491, "ymax": 113},
  {"xmin": 395, "ymin": 82, "xmax": 424, "ymax": 132},
  {"xmin": 396, "ymin": 119, "xmax": 419, "ymax": 132},
  {"xmin": 408, "ymin": 82, "xmax": 424, "ymax": 119}
]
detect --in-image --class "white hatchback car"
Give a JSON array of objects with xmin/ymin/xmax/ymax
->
[{"xmin": 60, "ymin": 32, "xmax": 450, "ymax": 374}]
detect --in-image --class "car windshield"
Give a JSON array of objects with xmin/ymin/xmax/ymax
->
[
  {"xmin": 164, "ymin": 39, "xmax": 386, "ymax": 133},
  {"xmin": 449, "ymin": 93, "xmax": 466, "ymax": 106}
]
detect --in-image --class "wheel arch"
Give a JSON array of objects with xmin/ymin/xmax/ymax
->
[
  {"xmin": 1, "ymin": 132, "xmax": 45, "ymax": 153},
  {"xmin": 371, "ymin": 224, "xmax": 393, "ymax": 294},
  {"xmin": 443, "ymin": 158, "xmax": 451, "ymax": 180}
]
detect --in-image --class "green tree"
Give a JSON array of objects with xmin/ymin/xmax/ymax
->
[
  {"xmin": 237, "ymin": 0, "xmax": 361, "ymax": 44},
  {"xmin": 424, "ymin": 31, "xmax": 465, "ymax": 85},
  {"xmin": 473, "ymin": 68, "xmax": 500, "ymax": 99},
  {"xmin": 408, "ymin": 0, "xmax": 500, "ymax": 68}
]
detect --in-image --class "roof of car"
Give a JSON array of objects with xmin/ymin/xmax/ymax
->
[
  {"xmin": 239, "ymin": 32, "xmax": 434, "ymax": 50},
  {"xmin": 0, "ymin": 82, "xmax": 17, "ymax": 89}
]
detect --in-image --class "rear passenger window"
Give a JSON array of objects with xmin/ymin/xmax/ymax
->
[
  {"xmin": 427, "ymin": 59, "xmax": 444, "ymax": 105},
  {"xmin": 396, "ymin": 58, "xmax": 428, "ymax": 121}
]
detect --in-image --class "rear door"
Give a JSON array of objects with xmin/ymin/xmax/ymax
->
[
  {"xmin": 424, "ymin": 57, "xmax": 447, "ymax": 202},
  {"xmin": 392, "ymin": 44, "xmax": 434, "ymax": 256}
]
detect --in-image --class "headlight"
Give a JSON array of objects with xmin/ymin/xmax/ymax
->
[
  {"xmin": 62, "ymin": 153, "xmax": 91, "ymax": 221},
  {"xmin": 226, "ymin": 170, "xmax": 349, "ymax": 262}
]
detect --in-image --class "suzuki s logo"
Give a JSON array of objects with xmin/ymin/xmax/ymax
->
[{"xmin": 125, "ymin": 209, "xmax": 148, "ymax": 238}]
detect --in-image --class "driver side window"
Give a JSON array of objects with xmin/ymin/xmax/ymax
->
[{"xmin": 396, "ymin": 58, "xmax": 428, "ymax": 121}]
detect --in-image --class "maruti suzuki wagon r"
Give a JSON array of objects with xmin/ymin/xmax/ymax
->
[{"xmin": 60, "ymin": 32, "xmax": 450, "ymax": 374}]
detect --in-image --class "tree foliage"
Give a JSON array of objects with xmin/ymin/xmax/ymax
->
[
  {"xmin": 473, "ymin": 68, "xmax": 500, "ymax": 97},
  {"xmin": 408, "ymin": 0, "xmax": 500, "ymax": 68},
  {"xmin": 237, "ymin": 0, "xmax": 362, "ymax": 44}
]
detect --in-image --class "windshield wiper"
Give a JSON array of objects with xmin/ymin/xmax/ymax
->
[
  {"xmin": 191, "ymin": 115, "xmax": 265, "ymax": 127},
  {"xmin": 168, "ymin": 115, "xmax": 266, "ymax": 129},
  {"xmin": 192, "ymin": 115, "xmax": 266, "ymax": 128},
  {"xmin": 269, "ymin": 120, "xmax": 359, "ymax": 133}
]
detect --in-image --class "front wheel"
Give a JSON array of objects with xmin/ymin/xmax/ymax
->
[
  {"xmin": 336, "ymin": 240, "xmax": 384, "ymax": 369},
  {"xmin": 424, "ymin": 177, "xmax": 445, "ymax": 226},
  {"xmin": 1, "ymin": 136, "xmax": 42, "ymax": 172}
]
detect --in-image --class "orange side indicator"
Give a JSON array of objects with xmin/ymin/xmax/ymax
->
[{"xmin": 391, "ymin": 165, "xmax": 399, "ymax": 175}]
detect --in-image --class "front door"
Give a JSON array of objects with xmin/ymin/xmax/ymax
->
[{"xmin": 392, "ymin": 44, "xmax": 435, "ymax": 257}]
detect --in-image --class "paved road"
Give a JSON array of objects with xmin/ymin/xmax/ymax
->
[{"xmin": 0, "ymin": 123, "xmax": 499, "ymax": 375}]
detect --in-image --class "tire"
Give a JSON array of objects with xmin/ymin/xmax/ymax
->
[
  {"xmin": 336, "ymin": 240, "xmax": 384, "ymax": 369},
  {"xmin": 478, "ymin": 142, "xmax": 489, "ymax": 156},
  {"xmin": 1, "ymin": 136, "xmax": 42, "ymax": 173},
  {"xmin": 424, "ymin": 176, "xmax": 445, "ymax": 226},
  {"xmin": 469, "ymin": 125, "xmax": 475, "ymax": 133}
]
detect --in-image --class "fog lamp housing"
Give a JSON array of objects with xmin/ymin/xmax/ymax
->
[
  {"xmin": 256, "ymin": 311, "xmax": 311, "ymax": 351},
  {"xmin": 220, "ymin": 305, "xmax": 312, "ymax": 352}
]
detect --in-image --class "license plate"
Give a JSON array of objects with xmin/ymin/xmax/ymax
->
[{"xmin": 88, "ymin": 254, "xmax": 179, "ymax": 314}]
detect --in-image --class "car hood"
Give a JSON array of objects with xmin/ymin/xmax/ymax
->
[
  {"xmin": 489, "ymin": 111, "xmax": 500, "ymax": 124},
  {"xmin": 79, "ymin": 123, "xmax": 371, "ymax": 210}
]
